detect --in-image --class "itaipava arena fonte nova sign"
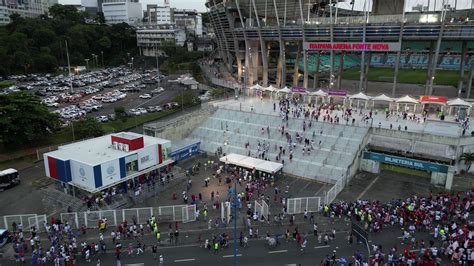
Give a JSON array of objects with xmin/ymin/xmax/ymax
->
[{"xmin": 304, "ymin": 42, "xmax": 401, "ymax": 52}]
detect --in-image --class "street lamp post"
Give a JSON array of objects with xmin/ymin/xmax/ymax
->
[
  {"xmin": 101, "ymin": 51, "xmax": 104, "ymax": 68},
  {"xmin": 91, "ymin": 54, "xmax": 96, "ymax": 69},
  {"xmin": 131, "ymin": 57, "xmax": 134, "ymax": 70},
  {"xmin": 231, "ymin": 176, "xmax": 238, "ymax": 266}
]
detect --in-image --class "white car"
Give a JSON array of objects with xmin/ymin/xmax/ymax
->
[
  {"xmin": 139, "ymin": 94, "xmax": 151, "ymax": 99},
  {"xmin": 137, "ymin": 107, "xmax": 147, "ymax": 114}
]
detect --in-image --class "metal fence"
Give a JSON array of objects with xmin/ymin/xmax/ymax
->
[
  {"xmin": 221, "ymin": 201, "xmax": 232, "ymax": 224},
  {"xmin": 325, "ymin": 178, "xmax": 344, "ymax": 205},
  {"xmin": 287, "ymin": 197, "xmax": 322, "ymax": 214},
  {"xmin": 58, "ymin": 205, "xmax": 197, "ymax": 228},
  {"xmin": 254, "ymin": 200, "xmax": 270, "ymax": 219},
  {"xmin": 1, "ymin": 214, "xmax": 47, "ymax": 232}
]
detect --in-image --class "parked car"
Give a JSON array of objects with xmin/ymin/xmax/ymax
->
[
  {"xmin": 136, "ymin": 107, "xmax": 147, "ymax": 114},
  {"xmin": 139, "ymin": 94, "xmax": 151, "ymax": 99}
]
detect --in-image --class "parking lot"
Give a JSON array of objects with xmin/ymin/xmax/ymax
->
[{"xmin": 3, "ymin": 68, "xmax": 197, "ymax": 126}]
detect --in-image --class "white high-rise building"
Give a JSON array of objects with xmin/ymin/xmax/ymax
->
[
  {"xmin": 146, "ymin": 3, "xmax": 171, "ymax": 25},
  {"xmin": 102, "ymin": 0, "xmax": 142, "ymax": 25},
  {"xmin": 0, "ymin": 0, "xmax": 57, "ymax": 25}
]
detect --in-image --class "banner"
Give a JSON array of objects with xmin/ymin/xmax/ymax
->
[
  {"xmin": 304, "ymin": 42, "xmax": 401, "ymax": 52},
  {"xmin": 363, "ymin": 152, "xmax": 449, "ymax": 173},
  {"xmin": 328, "ymin": 90, "xmax": 347, "ymax": 97},
  {"xmin": 419, "ymin": 96, "xmax": 448, "ymax": 104},
  {"xmin": 291, "ymin": 87, "xmax": 307, "ymax": 93}
]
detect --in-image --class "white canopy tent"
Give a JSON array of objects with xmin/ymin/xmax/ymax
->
[
  {"xmin": 249, "ymin": 84, "xmax": 263, "ymax": 90},
  {"xmin": 309, "ymin": 89, "xmax": 328, "ymax": 105},
  {"xmin": 371, "ymin": 94, "xmax": 394, "ymax": 109},
  {"xmin": 349, "ymin": 92, "xmax": 371, "ymax": 109},
  {"xmin": 263, "ymin": 85, "xmax": 278, "ymax": 92},
  {"xmin": 447, "ymin": 98, "xmax": 472, "ymax": 118},
  {"xmin": 220, "ymin": 153, "xmax": 283, "ymax": 174},
  {"xmin": 278, "ymin": 86, "xmax": 291, "ymax": 93},
  {"xmin": 372, "ymin": 94, "xmax": 393, "ymax": 102},
  {"xmin": 447, "ymin": 98, "xmax": 472, "ymax": 107},
  {"xmin": 395, "ymin": 95, "xmax": 420, "ymax": 113}
]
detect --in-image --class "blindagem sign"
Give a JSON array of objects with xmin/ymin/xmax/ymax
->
[{"xmin": 304, "ymin": 42, "xmax": 401, "ymax": 52}]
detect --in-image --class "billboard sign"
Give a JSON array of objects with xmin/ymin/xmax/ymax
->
[
  {"xmin": 363, "ymin": 152, "xmax": 449, "ymax": 173},
  {"xmin": 304, "ymin": 42, "xmax": 401, "ymax": 52},
  {"xmin": 419, "ymin": 95, "xmax": 448, "ymax": 104},
  {"xmin": 328, "ymin": 90, "xmax": 347, "ymax": 97},
  {"xmin": 170, "ymin": 142, "xmax": 200, "ymax": 161},
  {"xmin": 291, "ymin": 87, "xmax": 307, "ymax": 93}
]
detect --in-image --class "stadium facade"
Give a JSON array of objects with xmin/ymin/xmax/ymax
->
[{"xmin": 206, "ymin": 0, "xmax": 474, "ymax": 97}]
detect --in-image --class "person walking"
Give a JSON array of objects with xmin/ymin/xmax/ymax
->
[
  {"xmin": 159, "ymin": 255, "xmax": 164, "ymax": 266},
  {"xmin": 213, "ymin": 242, "xmax": 219, "ymax": 254},
  {"xmin": 152, "ymin": 245, "xmax": 157, "ymax": 260}
]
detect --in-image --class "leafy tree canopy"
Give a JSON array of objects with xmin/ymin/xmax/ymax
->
[
  {"xmin": 0, "ymin": 4, "xmax": 137, "ymax": 75},
  {"xmin": 73, "ymin": 117, "xmax": 104, "ymax": 140},
  {"xmin": 0, "ymin": 91, "xmax": 60, "ymax": 146}
]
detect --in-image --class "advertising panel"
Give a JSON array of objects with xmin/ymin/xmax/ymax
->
[
  {"xmin": 304, "ymin": 42, "xmax": 401, "ymax": 52},
  {"xmin": 328, "ymin": 90, "xmax": 348, "ymax": 97},
  {"xmin": 419, "ymin": 96, "xmax": 448, "ymax": 104},
  {"xmin": 170, "ymin": 142, "xmax": 200, "ymax": 162},
  {"xmin": 363, "ymin": 152, "xmax": 449, "ymax": 173},
  {"xmin": 100, "ymin": 159, "xmax": 121, "ymax": 187},
  {"xmin": 291, "ymin": 87, "xmax": 307, "ymax": 93},
  {"xmin": 70, "ymin": 160, "xmax": 95, "ymax": 190},
  {"xmin": 137, "ymin": 144, "xmax": 158, "ymax": 171}
]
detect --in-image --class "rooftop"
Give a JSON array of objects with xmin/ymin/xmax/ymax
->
[{"xmin": 49, "ymin": 132, "xmax": 169, "ymax": 165}]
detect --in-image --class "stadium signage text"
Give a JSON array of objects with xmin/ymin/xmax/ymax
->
[
  {"xmin": 363, "ymin": 152, "xmax": 449, "ymax": 173},
  {"xmin": 304, "ymin": 42, "xmax": 401, "ymax": 52}
]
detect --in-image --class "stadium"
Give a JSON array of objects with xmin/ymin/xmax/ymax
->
[{"xmin": 205, "ymin": 0, "xmax": 474, "ymax": 97}]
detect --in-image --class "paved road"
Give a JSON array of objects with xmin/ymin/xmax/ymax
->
[{"xmin": 0, "ymin": 218, "xmax": 452, "ymax": 265}]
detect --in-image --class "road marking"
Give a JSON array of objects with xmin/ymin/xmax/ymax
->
[
  {"xmin": 356, "ymin": 175, "xmax": 380, "ymax": 199},
  {"xmin": 268, "ymin": 250, "xmax": 288, "ymax": 254},
  {"xmin": 223, "ymin": 254, "xmax": 242, "ymax": 258},
  {"xmin": 174, "ymin": 259, "xmax": 196, "ymax": 262},
  {"xmin": 314, "ymin": 245, "xmax": 330, "ymax": 249}
]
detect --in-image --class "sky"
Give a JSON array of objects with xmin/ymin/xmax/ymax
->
[{"xmin": 58, "ymin": 0, "xmax": 472, "ymax": 12}]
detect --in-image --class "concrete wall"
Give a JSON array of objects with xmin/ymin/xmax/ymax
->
[{"xmin": 143, "ymin": 104, "xmax": 217, "ymax": 140}]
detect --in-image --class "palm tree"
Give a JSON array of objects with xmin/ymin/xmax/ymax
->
[{"xmin": 460, "ymin": 153, "xmax": 474, "ymax": 172}]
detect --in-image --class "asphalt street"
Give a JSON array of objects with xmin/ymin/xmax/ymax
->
[{"xmin": 0, "ymin": 220, "xmax": 453, "ymax": 265}]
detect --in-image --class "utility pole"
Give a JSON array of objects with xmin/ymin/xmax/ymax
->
[
  {"xmin": 232, "ymin": 178, "xmax": 238, "ymax": 266},
  {"xmin": 155, "ymin": 46, "xmax": 160, "ymax": 85},
  {"xmin": 65, "ymin": 40, "xmax": 73, "ymax": 93}
]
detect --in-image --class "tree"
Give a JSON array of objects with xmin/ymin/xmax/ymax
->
[
  {"xmin": 0, "ymin": 91, "xmax": 60, "ymax": 146},
  {"xmin": 114, "ymin": 106, "xmax": 127, "ymax": 122},
  {"xmin": 460, "ymin": 153, "xmax": 474, "ymax": 172},
  {"xmin": 172, "ymin": 90, "xmax": 199, "ymax": 108},
  {"xmin": 73, "ymin": 117, "xmax": 104, "ymax": 140}
]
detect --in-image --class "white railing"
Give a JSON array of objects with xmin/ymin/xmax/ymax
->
[
  {"xmin": 287, "ymin": 197, "xmax": 321, "ymax": 214},
  {"xmin": 1, "ymin": 214, "xmax": 47, "ymax": 232},
  {"xmin": 2, "ymin": 205, "xmax": 198, "ymax": 231}
]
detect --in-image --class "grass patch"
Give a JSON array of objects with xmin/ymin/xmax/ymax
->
[
  {"xmin": 342, "ymin": 68, "xmax": 467, "ymax": 87},
  {"xmin": 0, "ymin": 80, "xmax": 14, "ymax": 88},
  {"xmin": 0, "ymin": 109, "xmax": 178, "ymax": 162}
]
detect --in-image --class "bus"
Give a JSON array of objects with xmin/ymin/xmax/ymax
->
[{"xmin": 0, "ymin": 168, "xmax": 20, "ymax": 190}]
